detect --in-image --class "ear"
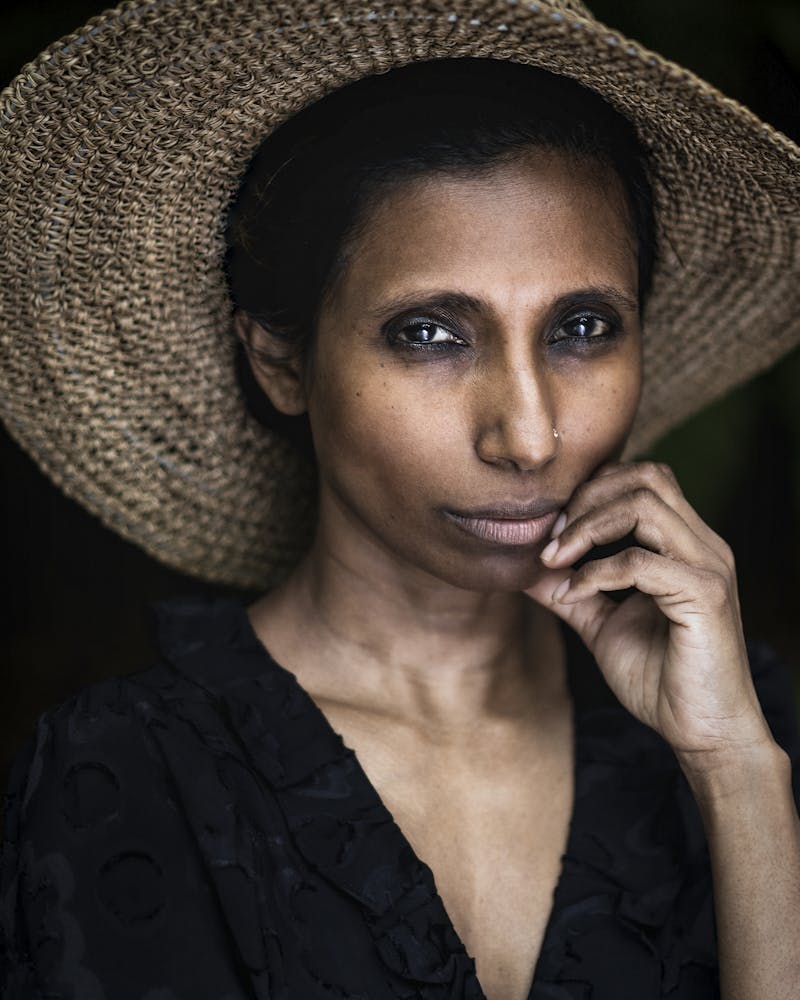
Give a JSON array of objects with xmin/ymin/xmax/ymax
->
[{"xmin": 233, "ymin": 310, "xmax": 308, "ymax": 417}]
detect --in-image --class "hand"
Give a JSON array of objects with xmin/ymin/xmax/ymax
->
[{"xmin": 524, "ymin": 460, "xmax": 775, "ymax": 769}]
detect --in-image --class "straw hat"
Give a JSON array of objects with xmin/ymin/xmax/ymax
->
[{"xmin": 1, "ymin": 0, "xmax": 798, "ymax": 590}]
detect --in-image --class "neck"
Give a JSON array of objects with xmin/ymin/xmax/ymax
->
[{"xmin": 247, "ymin": 508, "xmax": 567, "ymax": 736}]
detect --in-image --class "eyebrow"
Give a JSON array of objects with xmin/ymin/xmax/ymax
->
[{"xmin": 369, "ymin": 285, "xmax": 640, "ymax": 321}]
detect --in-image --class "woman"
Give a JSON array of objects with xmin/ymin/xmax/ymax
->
[{"xmin": 1, "ymin": 1, "xmax": 799, "ymax": 998}]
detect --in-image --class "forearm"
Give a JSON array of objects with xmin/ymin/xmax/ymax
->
[{"xmin": 679, "ymin": 742, "xmax": 800, "ymax": 1000}]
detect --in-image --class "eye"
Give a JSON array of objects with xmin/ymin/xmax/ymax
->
[
  {"xmin": 390, "ymin": 319, "xmax": 465, "ymax": 349},
  {"xmin": 552, "ymin": 311, "xmax": 619, "ymax": 343}
]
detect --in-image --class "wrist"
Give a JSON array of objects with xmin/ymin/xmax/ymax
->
[{"xmin": 677, "ymin": 737, "xmax": 790, "ymax": 809}]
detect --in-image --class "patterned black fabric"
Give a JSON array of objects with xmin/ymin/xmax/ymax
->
[{"xmin": 1, "ymin": 594, "xmax": 798, "ymax": 999}]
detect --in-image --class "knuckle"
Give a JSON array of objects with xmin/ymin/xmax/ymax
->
[
  {"xmin": 622, "ymin": 546, "xmax": 650, "ymax": 572},
  {"xmin": 718, "ymin": 540, "xmax": 736, "ymax": 571},
  {"xmin": 631, "ymin": 485, "xmax": 657, "ymax": 509},
  {"xmin": 640, "ymin": 460, "xmax": 680, "ymax": 494},
  {"xmin": 700, "ymin": 570, "xmax": 731, "ymax": 607},
  {"xmin": 656, "ymin": 461, "xmax": 676, "ymax": 483},
  {"xmin": 658, "ymin": 462, "xmax": 684, "ymax": 497},
  {"xmin": 640, "ymin": 461, "xmax": 663, "ymax": 484},
  {"xmin": 705, "ymin": 530, "xmax": 736, "ymax": 573}
]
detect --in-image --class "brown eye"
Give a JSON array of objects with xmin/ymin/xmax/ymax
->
[
  {"xmin": 392, "ymin": 320, "xmax": 464, "ymax": 347},
  {"xmin": 553, "ymin": 312, "xmax": 619, "ymax": 343}
]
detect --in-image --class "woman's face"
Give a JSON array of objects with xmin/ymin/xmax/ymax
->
[{"xmin": 303, "ymin": 149, "xmax": 642, "ymax": 592}]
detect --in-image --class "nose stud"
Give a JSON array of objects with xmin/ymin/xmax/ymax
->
[{"xmin": 552, "ymin": 426, "xmax": 559, "ymax": 438}]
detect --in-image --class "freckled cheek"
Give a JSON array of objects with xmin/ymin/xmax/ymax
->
[
  {"xmin": 311, "ymin": 376, "xmax": 467, "ymax": 493},
  {"xmin": 557, "ymin": 359, "xmax": 642, "ymax": 461}
]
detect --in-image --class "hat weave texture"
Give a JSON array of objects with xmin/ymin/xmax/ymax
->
[{"xmin": 1, "ymin": 0, "xmax": 799, "ymax": 588}]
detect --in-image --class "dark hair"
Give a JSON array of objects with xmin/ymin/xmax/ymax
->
[{"xmin": 224, "ymin": 57, "xmax": 656, "ymax": 454}]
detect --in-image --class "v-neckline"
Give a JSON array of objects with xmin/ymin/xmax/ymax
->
[
  {"xmin": 152, "ymin": 594, "xmax": 621, "ymax": 999},
  {"xmin": 238, "ymin": 602, "xmax": 605, "ymax": 1000},
  {"xmin": 151, "ymin": 593, "xmax": 704, "ymax": 999}
]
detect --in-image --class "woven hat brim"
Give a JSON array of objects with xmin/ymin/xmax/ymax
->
[{"xmin": 1, "ymin": 0, "xmax": 799, "ymax": 588}]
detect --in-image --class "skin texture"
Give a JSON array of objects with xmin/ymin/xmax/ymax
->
[
  {"xmin": 240, "ymin": 149, "xmax": 643, "ymax": 594},
  {"xmin": 236, "ymin": 150, "xmax": 800, "ymax": 1000}
]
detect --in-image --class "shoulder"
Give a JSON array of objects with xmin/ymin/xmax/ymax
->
[
  {"xmin": 0, "ymin": 662, "xmax": 255, "ymax": 998},
  {"xmin": 1, "ymin": 660, "xmax": 207, "ymax": 903},
  {"xmin": 2, "ymin": 659, "xmax": 208, "ymax": 838}
]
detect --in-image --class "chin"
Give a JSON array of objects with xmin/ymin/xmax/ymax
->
[{"xmin": 425, "ymin": 547, "xmax": 551, "ymax": 594}]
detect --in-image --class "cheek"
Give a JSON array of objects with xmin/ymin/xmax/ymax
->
[
  {"xmin": 556, "ymin": 353, "xmax": 642, "ymax": 459},
  {"xmin": 307, "ymin": 361, "xmax": 465, "ymax": 498}
]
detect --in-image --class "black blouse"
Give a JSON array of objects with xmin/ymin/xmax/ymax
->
[{"xmin": 2, "ymin": 594, "xmax": 799, "ymax": 999}]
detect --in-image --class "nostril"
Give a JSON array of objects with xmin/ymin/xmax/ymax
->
[
  {"xmin": 475, "ymin": 420, "xmax": 560, "ymax": 472},
  {"xmin": 474, "ymin": 367, "xmax": 558, "ymax": 470}
]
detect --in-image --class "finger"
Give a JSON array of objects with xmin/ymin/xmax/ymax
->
[
  {"xmin": 553, "ymin": 461, "xmax": 734, "ymax": 570},
  {"xmin": 541, "ymin": 488, "xmax": 727, "ymax": 575},
  {"xmin": 555, "ymin": 546, "xmax": 735, "ymax": 625},
  {"xmin": 558, "ymin": 462, "xmax": 684, "ymax": 529},
  {"xmin": 589, "ymin": 460, "xmax": 624, "ymax": 480},
  {"xmin": 524, "ymin": 569, "xmax": 618, "ymax": 649}
]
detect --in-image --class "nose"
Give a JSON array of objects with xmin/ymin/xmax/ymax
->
[{"xmin": 474, "ymin": 358, "xmax": 559, "ymax": 472}]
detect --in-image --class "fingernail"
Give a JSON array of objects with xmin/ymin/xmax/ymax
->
[
  {"xmin": 552, "ymin": 579, "xmax": 571, "ymax": 601},
  {"xmin": 541, "ymin": 539, "xmax": 559, "ymax": 563},
  {"xmin": 551, "ymin": 512, "xmax": 567, "ymax": 538}
]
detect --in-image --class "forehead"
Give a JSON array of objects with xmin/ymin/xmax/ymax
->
[{"xmin": 332, "ymin": 150, "xmax": 638, "ymax": 315}]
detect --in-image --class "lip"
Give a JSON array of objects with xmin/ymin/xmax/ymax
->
[{"xmin": 444, "ymin": 505, "xmax": 561, "ymax": 546}]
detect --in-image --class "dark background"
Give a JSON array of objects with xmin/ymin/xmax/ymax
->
[{"xmin": 2, "ymin": 0, "xmax": 800, "ymax": 795}]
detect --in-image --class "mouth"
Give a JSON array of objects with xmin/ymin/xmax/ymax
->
[{"xmin": 443, "ymin": 503, "xmax": 562, "ymax": 546}]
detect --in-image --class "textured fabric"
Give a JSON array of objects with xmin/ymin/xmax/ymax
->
[{"xmin": 2, "ymin": 594, "xmax": 799, "ymax": 999}]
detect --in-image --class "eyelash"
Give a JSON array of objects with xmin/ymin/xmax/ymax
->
[
  {"xmin": 549, "ymin": 312, "xmax": 620, "ymax": 346},
  {"xmin": 386, "ymin": 310, "xmax": 621, "ymax": 353},
  {"xmin": 388, "ymin": 319, "xmax": 466, "ymax": 352}
]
